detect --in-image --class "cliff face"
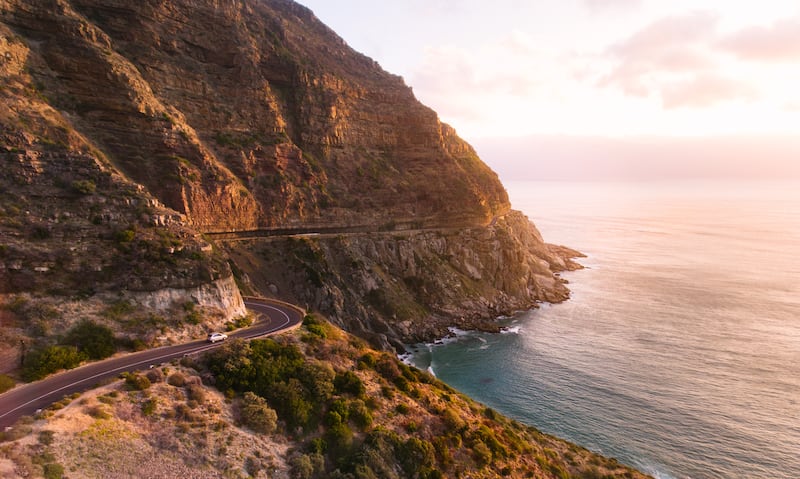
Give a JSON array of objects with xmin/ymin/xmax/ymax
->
[
  {"xmin": 1, "ymin": 0, "xmax": 509, "ymax": 231},
  {"xmin": 1, "ymin": 0, "xmax": 576, "ymax": 350},
  {"xmin": 226, "ymin": 211, "xmax": 580, "ymax": 349}
]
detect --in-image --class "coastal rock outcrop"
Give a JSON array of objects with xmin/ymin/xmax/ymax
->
[{"xmin": 226, "ymin": 211, "xmax": 580, "ymax": 349}]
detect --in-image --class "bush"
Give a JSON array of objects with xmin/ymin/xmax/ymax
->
[
  {"xmin": 324, "ymin": 421, "xmax": 353, "ymax": 455},
  {"xmin": 23, "ymin": 345, "xmax": 85, "ymax": 381},
  {"xmin": 375, "ymin": 355, "xmax": 401, "ymax": 380},
  {"xmin": 71, "ymin": 179, "xmax": 96, "ymax": 195},
  {"xmin": 187, "ymin": 383, "xmax": 207, "ymax": 404},
  {"xmin": 62, "ymin": 320, "xmax": 116, "ymax": 360},
  {"xmin": 239, "ymin": 392, "xmax": 278, "ymax": 434},
  {"xmin": 290, "ymin": 452, "xmax": 325, "ymax": 479},
  {"xmin": 205, "ymin": 339, "xmax": 334, "ymax": 432},
  {"xmin": 349, "ymin": 400, "xmax": 373, "ymax": 430},
  {"xmin": 357, "ymin": 352, "xmax": 377, "ymax": 370},
  {"xmin": 114, "ymin": 229, "xmax": 135, "ymax": 244},
  {"xmin": 0, "ymin": 374, "xmax": 15, "ymax": 393},
  {"xmin": 167, "ymin": 372, "xmax": 187, "ymax": 387},
  {"xmin": 124, "ymin": 372, "xmax": 151, "ymax": 391},
  {"xmin": 472, "ymin": 440, "xmax": 492, "ymax": 466},
  {"xmin": 334, "ymin": 370, "xmax": 365, "ymax": 397},
  {"xmin": 145, "ymin": 368, "xmax": 164, "ymax": 384},
  {"xmin": 42, "ymin": 463, "xmax": 64, "ymax": 479},
  {"xmin": 400, "ymin": 437, "xmax": 436, "ymax": 477},
  {"xmin": 303, "ymin": 314, "xmax": 327, "ymax": 338},
  {"xmin": 142, "ymin": 397, "xmax": 158, "ymax": 416}
]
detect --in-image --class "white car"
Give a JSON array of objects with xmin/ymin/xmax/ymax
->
[{"xmin": 207, "ymin": 332, "xmax": 228, "ymax": 343}]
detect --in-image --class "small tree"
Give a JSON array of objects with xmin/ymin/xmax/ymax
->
[
  {"xmin": 239, "ymin": 392, "xmax": 277, "ymax": 434},
  {"xmin": 0, "ymin": 374, "xmax": 15, "ymax": 393},
  {"xmin": 124, "ymin": 372, "xmax": 151, "ymax": 391},
  {"xmin": 63, "ymin": 320, "xmax": 116, "ymax": 360},
  {"xmin": 23, "ymin": 345, "xmax": 85, "ymax": 381}
]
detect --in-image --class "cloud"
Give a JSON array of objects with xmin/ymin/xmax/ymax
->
[
  {"xmin": 661, "ymin": 73, "xmax": 756, "ymax": 109},
  {"xmin": 409, "ymin": 31, "xmax": 556, "ymax": 122},
  {"xmin": 598, "ymin": 11, "xmax": 757, "ymax": 108},
  {"xmin": 582, "ymin": 0, "xmax": 642, "ymax": 12},
  {"xmin": 719, "ymin": 18, "xmax": 800, "ymax": 62}
]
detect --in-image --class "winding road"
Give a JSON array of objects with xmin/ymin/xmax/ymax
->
[{"xmin": 0, "ymin": 297, "xmax": 303, "ymax": 430}]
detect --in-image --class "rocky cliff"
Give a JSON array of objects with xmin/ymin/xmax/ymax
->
[
  {"xmin": 1, "ymin": 0, "xmax": 578, "ymax": 351},
  {"xmin": 227, "ymin": 211, "xmax": 580, "ymax": 349}
]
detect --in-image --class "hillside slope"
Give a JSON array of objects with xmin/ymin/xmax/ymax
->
[
  {"xmin": 1, "ymin": 319, "xmax": 649, "ymax": 479},
  {"xmin": 1, "ymin": 0, "xmax": 577, "ymax": 352}
]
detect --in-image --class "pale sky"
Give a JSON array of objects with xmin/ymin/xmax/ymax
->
[{"xmin": 298, "ymin": 0, "xmax": 800, "ymax": 179}]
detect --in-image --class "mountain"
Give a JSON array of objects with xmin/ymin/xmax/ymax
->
[
  {"xmin": 1, "ymin": 0, "xmax": 579, "ymax": 353},
  {"xmin": 0, "ymin": 2, "xmax": 651, "ymax": 478}
]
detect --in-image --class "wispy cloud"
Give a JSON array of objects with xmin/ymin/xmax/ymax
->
[
  {"xmin": 582, "ymin": 0, "xmax": 642, "ymax": 12},
  {"xmin": 410, "ymin": 30, "xmax": 558, "ymax": 123},
  {"xmin": 661, "ymin": 73, "xmax": 756, "ymax": 109},
  {"xmin": 598, "ymin": 11, "xmax": 758, "ymax": 108},
  {"xmin": 719, "ymin": 17, "xmax": 800, "ymax": 62}
]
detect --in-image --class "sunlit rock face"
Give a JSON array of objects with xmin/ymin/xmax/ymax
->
[
  {"xmin": 0, "ymin": 0, "xmax": 577, "ymax": 347},
  {"xmin": 1, "ymin": 0, "xmax": 509, "ymax": 230}
]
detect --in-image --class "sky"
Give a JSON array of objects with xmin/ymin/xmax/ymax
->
[{"xmin": 298, "ymin": 0, "xmax": 800, "ymax": 180}]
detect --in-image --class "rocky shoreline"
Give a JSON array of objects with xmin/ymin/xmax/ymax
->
[{"xmin": 223, "ymin": 210, "xmax": 584, "ymax": 350}]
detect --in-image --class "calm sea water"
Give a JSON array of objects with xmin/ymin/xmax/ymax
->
[{"xmin": 408, "ymin": 180, "xmax": 800, "ymax": 479}]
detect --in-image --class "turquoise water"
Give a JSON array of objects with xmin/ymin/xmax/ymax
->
[{"xmin": 408, "ymin": 181, "xmax": 800, "ymax": 479}]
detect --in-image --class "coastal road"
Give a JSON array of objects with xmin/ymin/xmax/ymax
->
[{"xmin": 0, "ymin": 297, "xmax": 304, "ymax": 430}]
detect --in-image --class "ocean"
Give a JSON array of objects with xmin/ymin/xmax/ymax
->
[{"xmin": 408, "ymin": 180, "xmax": 800, "ymax": 479}]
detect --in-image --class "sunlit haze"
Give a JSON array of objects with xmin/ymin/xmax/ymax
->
[{"xmin": 299, "ymin": 0, "xmax": 800, "ymax": 179}]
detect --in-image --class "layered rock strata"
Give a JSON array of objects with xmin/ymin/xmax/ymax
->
[{"xmin": 1, "ymin": 0, "xmax": 578, "ymax": 349}]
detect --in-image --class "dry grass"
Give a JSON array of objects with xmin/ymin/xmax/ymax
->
[{"xmin": 1, "ymin": 369, "xmax": 291, "ymax": 479}]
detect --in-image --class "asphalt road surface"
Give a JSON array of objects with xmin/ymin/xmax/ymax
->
[{"xmin": 0, "ymin": 297, "xmax": 303, "ymax": 430}]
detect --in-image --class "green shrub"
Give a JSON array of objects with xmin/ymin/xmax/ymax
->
[
  {"xmin": 145, "ymin": 368, "xmax": 164, "ymax": 384},
  {"xmin": 472, "ymin": 440, "xmax": 492, "ymax": 466},
  {"xmin": 305, "ymin": 323, "xmax": 327, "ymax": 338},
  {"xmin": 375, "ymin": 355, "xmax": 401, "ymax": 380},
  {"xmin": 239, "ymin": 392, "xmax": 277, "ymax": 434},
  {"xmin": 104, "ymin": 300, "xmax": 133, "ymax": 320},
  {"xmin": 167, "ymin": 372, "xmax": 187, "ymax": 387},
  {"xmin": 142, "ymin": 397, "xmax": 158, "ymax": 416},
  {"xmin": 442, "ymin": 406, "xmax": 465, "ymax": 431},
  {"xmin": 187, "ymin": 383, "xmax": 207, "ymax": 404},
  {"xmin": 124, "ymin": 372, "xmax": 151, "ymax": 391},
  {"xmin": 63, "ymin": 320, "xmax": 116, "ymax": 360},
  {"xmin": 349, "ymin": 400, "xmax": 373, "ymax": 430},
  {"xmin": 71, "ymin": 179, "xmax": 96, "ymax": 195},
  {"xmin": 36, "ymin": 431, "xmax": 55, "ymax": 448},
  {"xmin": 114, "ymin": 229, "xmax": 135, "ymax": 244},
  {"xmin": 303, "ymin": 314, "xmax": 327, "ymax": 338},
  {"xmin": 400, "ymin": 437, "xmax": 435, "ymax": 477},
  {"xmin": 357, "ymin": 352, "xmax": 377, "ymax": 370},
  {"xmin": 86, "ymin": 405, "xmax": 111, "ymax": 419},
  {"xmin": 205, "ymin": 339, "xmax": 334, "ymax": 432},
  {"xmin": 394, "ymin": 376, "xmax": 410, "ymax": 393},
  {"xmin": 289, "ymin": 452, "xmax": 325, "ymax": 479},
  {"xmin": 23, "ymin": 345, "xmax": 85, "ymax": 381},
  {"xmin": 473, "ymin": 425, "xmax": 508, "ymax": 459},
  {"xmin": 0, "ymin": 374, "xmax": 15, "ymax": 393},
  {"xmin": 324, "ymin": 421, "xmax": 353, "ymax": 455},
  {"xmin": 42, "ymin": 463, "xmax": 64, "ymax": 479},
  {"xmin": 334, "ymin": 370, "xmax": 365, "ymax": 397},
  {"xmin": 227, "ymin": 314, "xmax": 253, "ymax": 330}
]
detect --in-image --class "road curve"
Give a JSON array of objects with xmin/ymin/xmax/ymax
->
[{"xmin": 0, "ymin": 297, "xmax": 304, "ymax": 430}]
